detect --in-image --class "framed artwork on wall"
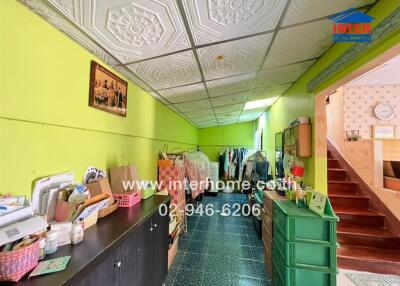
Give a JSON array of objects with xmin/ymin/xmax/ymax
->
[
  {"xmin": 89, "ymin": 61, "xmax": 127, "ymax": 116},
  {"xmin": 372, "ymin": 125, "xmax": 396, "ymax": 139}
]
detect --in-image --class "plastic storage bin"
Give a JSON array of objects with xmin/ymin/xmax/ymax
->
[
  {"xmin": 273, "ymin": 223, "xmax": 337, "ymax": 270},
  {"xmin": 273, "ymin": 200, "xmax": 338, "ymax": 244},
  {"xmin": 273, "ymin": 247, "xmax": 337, "ymax": 286},
  {"xmin": 113, "ymin": 191, "xmax": 141, "ymax": 208}
]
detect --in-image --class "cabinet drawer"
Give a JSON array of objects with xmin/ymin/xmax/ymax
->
[
  {"xmin": 263, "ymin": 194, "xmax": 274, "ymax": 218},
  {"xmin": 262, "ymin": 213, "xmax": 273, "ymax": 240}
]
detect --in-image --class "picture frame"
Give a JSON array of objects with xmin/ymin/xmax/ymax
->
[
  {"xmin": 372, "ymin": 125, "xmax": 396, "ymax": 140},
  {"xmin": 89, "ymin": 61, "xmax": 127, "ymax": 116}
]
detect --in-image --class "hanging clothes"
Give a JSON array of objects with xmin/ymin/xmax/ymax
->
[
  {"xmin": 241, "ymin": 151, "xmax": 271, "ymax": 194},
  {"xmin": 219, "ymin": 148, "xmax": 250, "ymax": 180}
]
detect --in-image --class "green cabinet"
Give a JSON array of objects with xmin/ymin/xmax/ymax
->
[{"xmin": 272, "ymin": 200, "xmax": 338, "ymax": 286}]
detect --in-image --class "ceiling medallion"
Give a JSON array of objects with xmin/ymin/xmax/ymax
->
[
  {"xmin": 208, "ymin": 0, "xmax": 264, "ymax": 26},
  {"xmin": 107, "ymin": 3, "xmax": 165, "ymax": 47}
]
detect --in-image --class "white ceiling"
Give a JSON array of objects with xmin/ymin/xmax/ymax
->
[
  {"xmin": 21, "ymin": 0, "xmax": 376, "ymax": 128},
  {"xmin": 346, "ymin": 54, "xmax": 400, "ymax": 86}
]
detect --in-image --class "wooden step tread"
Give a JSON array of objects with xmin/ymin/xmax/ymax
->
[
  {"xmin": 329, "ymin": 193, "xmax": 369, "ymax": 199},
  {"xmin": 334, "ymin": 206, "xmax": 385, "ymax": 217},
  {"xmin": 328, "ymin": 168, "xmax": 346, "ymax": 172},
  {"xmin": 328, "ymin": 181, "xmax": 357, "ymax": 186},
  {"xmin": 338, "ymin": 224, "xmax": 398, "ymax": 238},
  {"xmin": 338, "ymin": 245, "xmax": 400, "ymax": 264}
]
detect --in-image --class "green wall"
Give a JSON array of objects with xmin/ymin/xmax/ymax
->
[
  {"xmin": 261, "ymin": 0, "xmax": 400, "ymax": 194},
  {"xmin": 0, "ymin": 1, "xmax": 198, "ymax": 198},
  {"xmin": 198, "ymin": 122, "xmax": 256, "ymax": 161}
]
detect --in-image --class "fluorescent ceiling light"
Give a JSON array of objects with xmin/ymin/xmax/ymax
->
[{"xmin": 244, "ymin": 97, "xmax": 278, "ymax": 110}]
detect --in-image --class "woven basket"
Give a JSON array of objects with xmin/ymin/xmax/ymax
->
[
  {"xmin": 98, "ymin": 201, "xmax": 118, "ymax": 218},
  {"xmin": 0, "ymin": 240, "xmax": 39, "ymax": 282}
]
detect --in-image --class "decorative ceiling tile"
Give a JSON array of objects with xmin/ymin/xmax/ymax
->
[
  {"xmin": 127, "ymin": 51, "xmax": 202, "ymax": 90},
  {"xmin": 254, "ymin": 60, "xmax": 315, "ymax": 89},
  {"xmin": 113, "ymin": 65, "xmax": 152, "ymax": 91},
  {"xmin": 149, "ymin": 91, "xmax": 169, "ymax": 104},
  {"xmin": 282, "ymin": 0, "xmax": 376, "ymax": 26},
  {"xmin": 21, "ymin": 0, "xmax": 119, "ymax": 67},
  {"xmin": 182, "ymin": 0, "xmax": 285, "ymax": 45},
  {"xmin": 264, "ymin": 19, "xmax": 332, "ymax": 68},
  {"xmin": 157, "ymin": 83, "xmax": 208, "ymax": 103},
  {"xmin": 247, "ymin": 83, "xmax": 292, "ymax": 101},
  {"xmin": 206, "ymin": 72, "xmax": 256, "ymax": 97},
  {"xmin": 191, "ymin": 117, "xmax": 217, "ymax": 125},
  {"xmin": 47, "ymin": 0, "xmax": 191, "ymax": 63},
  {"xmin": 184, "ymin": 109, "xmax": 216, "ymax": 119},
  {"xmin": 214, "ymin": 104, "xmax": 244, "ymax": 114},
  {"xmin": 198, "ymin": 121, "xmax": 218, "ymax": 128},
  {"xmin": 211, "ymin": 92, "xmax": 248, "ymax": 107},
  {"xmin": 174, "ymin": 99, "xmax": 212, "ymax": 112},
  {"xmin": 198, "ymin": 34, "xmax": 272, "ymax": 80}
]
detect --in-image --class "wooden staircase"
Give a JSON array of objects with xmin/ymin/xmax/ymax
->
[{"xmin": 327, "ymin": 150, "xmax": 400, "ymax": 275}]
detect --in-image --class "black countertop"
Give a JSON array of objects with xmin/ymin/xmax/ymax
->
[{"xmin": 8, "ymin": 195, "xmax": 170, "ymax": 286}]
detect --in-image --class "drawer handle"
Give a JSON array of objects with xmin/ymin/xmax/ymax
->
[
  {"xmin": 153, "ymin": 223, "xmax": 158, "ymax": 228},
  {"xmin": 114, "ymin": 261, "xmax": 122, "ymax": 268},
  {"xmin": 150, "ymin": 227, "xmax": 154, "ymax": 232}
]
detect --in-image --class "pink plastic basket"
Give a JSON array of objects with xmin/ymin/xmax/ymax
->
[
  {"xmin": 0, "ymin": 240, "xmax": 39, "ymax": 282},
  {"xmin": 113, "ymin": 191, "xmax": 141, "ymax": 208}
]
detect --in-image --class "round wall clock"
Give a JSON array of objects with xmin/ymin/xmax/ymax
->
[{"xmin": 374, "ymin": 103, "xmax": 394, "ymax": 120}]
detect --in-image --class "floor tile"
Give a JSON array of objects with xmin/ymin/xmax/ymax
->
[
  {"xmin": 180, "ymin": 251, "xmax": 207, "ymax": 271},
  {"xmin": 174, "ymin": 268, "xmax": 204, "ymax": 286}
]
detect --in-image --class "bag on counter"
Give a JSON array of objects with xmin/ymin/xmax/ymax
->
[{"xmin": 109, "ymin": 164, "xmax": 139, "ymax": 194}]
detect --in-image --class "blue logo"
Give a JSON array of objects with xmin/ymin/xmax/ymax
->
[{"xmin": 329, "ymin": 8, "xmax": 374, "ymax": 42}]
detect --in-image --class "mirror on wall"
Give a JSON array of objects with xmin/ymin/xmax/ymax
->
[{"xmin": 275, "ymin": 132, "xmax": 284, "ymax": 178}]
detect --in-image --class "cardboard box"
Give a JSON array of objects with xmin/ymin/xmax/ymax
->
[
  {"xmin": 50, "ymin": 221, "xmax": 72, "ymax": 246},
  {"xmin": 85, "ymin": 178, "xmax": 114, "ymax": 206}
]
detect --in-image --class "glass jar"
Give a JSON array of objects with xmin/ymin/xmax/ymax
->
[
  {"xmin": 45, "ymin": 230, "xmax": 58, "ymax": 254},
  {"xmin": 71, "ymin": 219, "xmax": 84, "ymax": 245}
]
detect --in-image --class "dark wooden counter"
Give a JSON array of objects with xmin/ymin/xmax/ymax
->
[{"xmin": 10, "ymin": 195, "xmax": 170, "ymax": 286}]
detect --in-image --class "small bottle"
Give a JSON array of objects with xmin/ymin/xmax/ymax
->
[
  {"xmin": 71, "ymin": 219, "xmax": 84, "ymax": 245},
  {"xmin": 38, "ymin": 237, "xmax": 46, "ymax": 260},
  {"xmin": 45, "ymin": 230, "xmax": 58, "ymax": 254}
]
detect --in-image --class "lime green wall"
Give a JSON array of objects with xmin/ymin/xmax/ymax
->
[
  {"xmin": 262, "ymin": 0, "xmax": 400, "ymax": 194},
  {"xmin": 198, "ymin": 122, "xmax": 255, "ymax": 161},
  {"xmin": 0, "ymin": 1, "xmax": 198, "ymax": 198}
]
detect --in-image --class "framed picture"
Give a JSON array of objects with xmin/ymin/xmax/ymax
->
[
  {"xmin": 372, "ymin": 125, "xmax": 396, "ymax": 139},
  {"xmin": 89, "ymin": 61, "xmax": 127, "ymax": 116}
]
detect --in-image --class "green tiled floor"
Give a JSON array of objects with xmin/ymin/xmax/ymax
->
[{"xmin": 164, "ymin": 193, "xmax": 272, "ymax": 286}]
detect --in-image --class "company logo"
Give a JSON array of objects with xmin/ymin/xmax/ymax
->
[{"xmin": 329, "ymin": 8, "xmax": 374, "ymax": 42}]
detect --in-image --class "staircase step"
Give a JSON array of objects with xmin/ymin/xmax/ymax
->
[
  {"xmin": 329, "ymin": 193, "xmax": 370, "ymax": 209},
  {"xmin": 338, "ymin": 224, "xmax": 400, "ymax": 249},
  {"xmin": 327, "ymin": 150, "xmax": 333, "ymax": 159},
  {"xmin": 328, "ymin": 159, "xmax": 339, "ymax": 168},
  {"xmin": 338, "ymin": 245, "xmax": 400, "ymax": 275},
  {"xmin": 328, "ymin": 181, "xmax": 358, "ymax": 194},
  {"xmin": 328, "ymin": 169, "xmax": 347, "ymax": 181},
  {"xmin": 334, "ymin": 206, "xmax": 385, "ymax": 227}
]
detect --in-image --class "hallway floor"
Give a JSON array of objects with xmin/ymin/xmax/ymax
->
[{"xmin": 164, "ymin": 193, "xmax": 271, "ymax": 286}]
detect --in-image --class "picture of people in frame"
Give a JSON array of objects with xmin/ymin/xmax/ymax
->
[{"xmin": 89, "ymin": 61, "xmax": 127, "ymax": 116}]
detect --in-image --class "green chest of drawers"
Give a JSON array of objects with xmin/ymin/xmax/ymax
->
[{"xmin": 272, "ymin": 200, "xmax": 338, "ymax": 286}]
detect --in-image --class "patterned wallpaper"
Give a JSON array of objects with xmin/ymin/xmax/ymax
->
[{"xmin": 344, "ymin": 85, "xmax": 400, "ymax": 139}]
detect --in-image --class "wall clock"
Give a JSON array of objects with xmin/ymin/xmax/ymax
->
[{"xmin": 374, "ymin": 103, "xmax": 394, "ymax": 120}]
